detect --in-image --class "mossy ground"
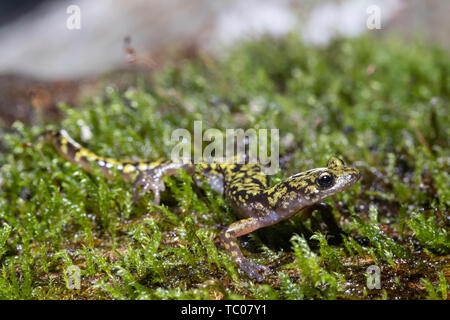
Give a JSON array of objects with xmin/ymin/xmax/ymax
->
[{"xmin": 0, "ymin": 34, "xmax": 448, "ymax": 299}]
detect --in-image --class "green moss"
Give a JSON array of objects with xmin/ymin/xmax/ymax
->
[
  {"xmin": 407, "ymin": 212, "xmax": 449, "ymax": 254},
  {"xmin": 350, "ymin": 207, "xmax": 409, "ymax": 264},
  {"xmin": 421, "ymin": 272, "xmax": 448, "ymax": 300},
  {"xmin": 0, "ymin": 34, "xmax": 448, "ymax": 299},
  {"xmin": 279, "ymin": 235, "xmax": 342, "ymax": 300},
  {"xmin": 310, "ymin": 232, "xmax": 344, "ymax": 271}
]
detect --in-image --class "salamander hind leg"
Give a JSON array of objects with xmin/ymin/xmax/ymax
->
[
  {"xmin": 132, "ymin": 170, "xmax": 165, "ymax": 205},
  {"xmin": 131, "ymin": 161, "xmax": 194, "ymax": 205}
]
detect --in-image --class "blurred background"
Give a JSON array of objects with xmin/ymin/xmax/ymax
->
[
  {"xmin": 0, "ymin": 0, "xmax": 449, "ymax": 125},
  {"xmin": 0, "ymin": 1, "xmax": 448, "ymax": 300}
]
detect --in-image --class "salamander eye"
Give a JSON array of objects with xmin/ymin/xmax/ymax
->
[{"xmin": 316, "ymin": 172, "xmax": 334, "ymax": 189}]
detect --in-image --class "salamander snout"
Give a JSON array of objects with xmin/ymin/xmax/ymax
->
[{"xmin": 325, "ymin": 158, "xmax": 360, "ymax": 192}]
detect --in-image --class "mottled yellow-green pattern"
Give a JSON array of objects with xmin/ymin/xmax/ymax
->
[{"xmin": 46, "ymin": 129, "xmax": 360, "ymax": 281}]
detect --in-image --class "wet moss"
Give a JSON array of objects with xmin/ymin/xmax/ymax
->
[{"xmin": 0, "ymin": 34, "xmax": 448, "ymax": 299}]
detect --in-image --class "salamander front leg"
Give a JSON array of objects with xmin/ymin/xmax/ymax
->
[{"xmin": 220, "ymin": 215, "xmax": 280, "ymax": 282}]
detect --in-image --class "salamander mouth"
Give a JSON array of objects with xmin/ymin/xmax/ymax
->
[
  {"xmin": 349, "ymin": 169, "xmax": 361, "ymax": 181},
  {"xmin": 325, "ymin": 168, "xmax": 360, "ymax": 195},
  {"xmin": 341, "ymin": 169, "xmax": 361, "ymax": 188},
  {"xmin": 352, "ymin": 168, "xmax": 361, "ymax": 182}
]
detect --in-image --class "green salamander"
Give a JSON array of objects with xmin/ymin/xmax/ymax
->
[{"xmin": 45, "ymin": 129, "xmax": 360, "ymax": 281}]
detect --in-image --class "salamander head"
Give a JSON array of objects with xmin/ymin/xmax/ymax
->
[
  {"xmin": 314, "ymin": 157, "xmax": 360, "ymax": 197},
  {"xmin": 285, "ymin": 157, "xmax": 360, "ymax": 206}
]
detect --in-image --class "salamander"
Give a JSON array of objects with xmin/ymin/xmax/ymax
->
[{"xmin": 44, "ymin": 129, "xmax": 360, "ymax": 281}]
